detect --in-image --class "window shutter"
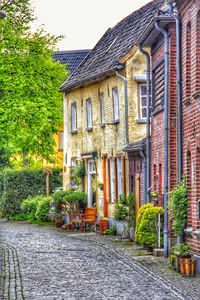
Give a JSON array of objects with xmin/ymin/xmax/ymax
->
[
  {"xmin": 121, "ymin": 156, "xmax": 126, "ymax": 196},
  {"xmin": 106, "ymin": 158, "xmax": 110, "ymax": 203},
  {"xmin": 113, "ymin": 158, "xmax": 118, "ymax": 201}
]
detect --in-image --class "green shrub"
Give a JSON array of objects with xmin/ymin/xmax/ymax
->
[
  {"xmin": 105, "ymin": 226, "xmax": 117, "ymax": 235},
  {"xmin": 0, "ymin": 168, "xmax": 62, "ymax": 216},
  {"xmin": 169, "ymin": 178, "xmax": 187, "ymax": 236},
  {"xmin": 63, "ymin": 191, "xmax": 87, "ymax": 212},
  {"xmin": 21, "ymin": 195, "xmax": 44, "ymax": 221},
  {"xmin": 113, "ymin": 194, "xmax": 135, "ymax": 227},
  {"xmin": 135, "ymin": 204, "xmax": 164, "ymax": 250},
  {"xmin": 8, "ymin": 212, "xmax": 29, "ymax": 221},
  {"xmin": 35, "ymin": 197, "xmax": 51, "ymax": 222},
  {"xmin": 172, "ymin": 243, "xmax": 191, "ymax": 258},
  {"xmin": 52, "ymin": 191, "xmax": 70, "ymax": 214}
]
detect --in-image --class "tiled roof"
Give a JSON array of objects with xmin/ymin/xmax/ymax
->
[
  {"xmin": 53, "ymin": 50, "xmax": 90, "ymax": 74},
  {"xmin": 60, "ymin": 0, "xmax": 163, "ymax": 93},
  {"xmin": 123, "ymin": 138, "xmax": 146, "ymax": 152}
]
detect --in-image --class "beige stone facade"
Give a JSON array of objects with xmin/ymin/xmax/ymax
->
[{"xmin": 63, "ymin": 47, "xmax": 147, "ymax": 219}]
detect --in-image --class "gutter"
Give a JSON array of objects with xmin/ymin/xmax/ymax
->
[
  {"xmin": 138, "ymin": 44, "xmax": 151, "ymax": 204},
  {"xmin": 155, "ymin": 20, "xmax": 169, "ymax": 258},
  {"xmin": 115, "ymin": 66, "xmax": 129, "ymax": 146}
]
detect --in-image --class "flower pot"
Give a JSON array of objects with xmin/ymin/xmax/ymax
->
[
  {"xmin": 100, "ymin": 218, "xmax": 109, "ymax": 235},
  {"xmin": 55, "ymin": 218, "xmax": 63, "ymax": 228},
  {"xmin": 179, "ymin": 258, "xmax": 197, "ymax": 277}
]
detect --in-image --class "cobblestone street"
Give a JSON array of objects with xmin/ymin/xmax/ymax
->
[{"xmin": 0, "ymin": 221, "xmax": 195, "ymax": 300}]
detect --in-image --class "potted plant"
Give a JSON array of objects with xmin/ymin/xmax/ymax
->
[
  {"xmin": 173, "ymin": 243, "xmax": 196, "ymax": 276},
  {"xmin": 97, "ymin": 182, "xmax": 104, "ymax": 191}
]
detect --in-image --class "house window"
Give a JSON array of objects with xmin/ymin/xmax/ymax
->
[
  {"xmin": 100, "ymin": 92, "xmax": 105, "ymax": 126},
  {"xmin": 59, "ymin": 132, "xmax": 64, "ymax": 150},
  {"xmin": 139, "ymin": 83, "xmax": 147, "ymax": 118},
  {"xmin": 71, "ymin": 102, "xmax": 77, "ymax": 131},
  {"xmin": 86, "ymin": 98, "xmax": 92, "ymax": 128},
  {"xmin": 112, "ymin": 87, "xmax": 119, "ymax": 122}
]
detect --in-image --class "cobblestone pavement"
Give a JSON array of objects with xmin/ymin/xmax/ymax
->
[{"xmin": 0, "ymin": 221, "xmax": 194, "ymax": 300}]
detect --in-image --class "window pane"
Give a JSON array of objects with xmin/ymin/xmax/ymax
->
[
  {"xmin": 141, "ymin": 85, "xmax": 147, "ymax": 95},
  {"xmin": 113, "ymin": 88, "xmax": 119, "ymax": 121},
  {"xmin": 142, "ymin": 108, "xmax": 147, "ymax": 118},
  {"xmin": 71, "ymin": 103, "xmax": 77, "ymax": 131},
  {"xmin": 87, "ymin": 99, "xmax": 92, "ymax": 128},
  {"xmin": 141, "ymin": 96, "xmax": 147, "ymax": 106}
]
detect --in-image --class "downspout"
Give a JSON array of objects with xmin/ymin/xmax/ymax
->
[
  {"xmin": 168, "ymin": 2, "xmax": 183, "ymax": 244},
  {"xmin": 138, "ymin": 44, "xmax": 151, "ymax": 204},
  {"xmin": 116, "ymin": 68, "xmax": 129, "ymax": 146},
  {"xmin": 168, "ymin": 3, "xmax": 182, "ymax": 184},
  {"xmin": 155, "ymin": 21, "xmax": 169, "ymax": 257}
]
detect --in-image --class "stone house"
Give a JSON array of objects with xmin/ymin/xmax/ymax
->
[
  {"xmin": 52, "ymin": 50, "xmax": 90, "ymax": 167},
  {"xmin": 60, "ymin": 0, "xmax": 163, "ymax": 221},
  {"xmin": 138, "ymin": 0, "xmax": 200, "ymax": 257}
]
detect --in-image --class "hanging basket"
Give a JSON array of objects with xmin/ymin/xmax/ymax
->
[{"xmin": 179, "ymin": 258, "xmax": 197, "ymax": 277}]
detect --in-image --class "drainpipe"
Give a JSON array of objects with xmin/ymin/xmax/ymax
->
[
  {"xmin": 168, "ymin": 3, "xmax": 182, "ymax": 184},
  {"xmin": 116, "ymin": 68, "xmax": 129, "ymax": 146},
  {"xmin": 155, "ymin": 21, "xmax": 169, "ymax": 257},
  {"xmin": 138, "ymin": 44, "xmax": 151, "ymax": 204},
  {"xmin": 168, "ymin": 2, "xmax": 183, "ymax": 244}
]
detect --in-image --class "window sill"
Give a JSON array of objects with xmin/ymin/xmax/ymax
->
[
  {"xmin": 152, "ymin": 106, "xmax": 164, "ymax": 116},
  {"xmin": 136, "ymin": 118, "xmax": 147, "ymax": 124},
  {"xmin": 70, "ymin": 129, "xmax": 78, "ymax": 135},
  {"xmin": 85, "ymin": 127, "xmax": 93, "ymax": 132},
  {"xmin": 112, "ymin": 119, "xmax": 119, "ymax": 125}
]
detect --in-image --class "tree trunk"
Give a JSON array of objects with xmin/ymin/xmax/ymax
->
[{"xmin": 23, "ymin": 150, "xmax": 29, "ymax": 168}]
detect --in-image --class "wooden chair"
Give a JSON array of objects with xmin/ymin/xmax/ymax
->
[{"xmin": 70, "ymin": 208, "xmax": 96, "ymax": 231}]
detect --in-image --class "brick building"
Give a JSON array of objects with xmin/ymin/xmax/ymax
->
[
  {"xmin": 177, "ymin": 0, "xmax": 200, "ymax": 255},
  {"xmin": 60, "ymin": 0, "xmax": 163, "ymax": 221},
  {"xmin": 138, "ymin": 0, "xmax": 200, "ymax": 256}
]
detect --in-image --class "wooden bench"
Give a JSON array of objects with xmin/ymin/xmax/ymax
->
[{"xmin": 70, "ymin": 208, "xmax": 96, "ymax": 231}]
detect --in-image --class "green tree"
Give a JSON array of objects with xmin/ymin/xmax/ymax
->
[{"xmin": 0, "ymin": 0, "xmax": 68, "ymax": 167}]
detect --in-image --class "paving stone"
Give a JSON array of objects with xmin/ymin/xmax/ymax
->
[{"xmin": 0, "ymin": 221, "xmax": 194, "ymax": 300}]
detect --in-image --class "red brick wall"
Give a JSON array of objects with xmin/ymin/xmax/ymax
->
[
  {"xmin": 180, "ymin": 0, "xmax": 200, "ymax": 255},
  {"xmin": 150, "ymin": 24, "xmax": 178, "ymax": 208}
]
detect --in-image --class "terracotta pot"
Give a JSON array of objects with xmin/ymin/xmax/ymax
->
[
  {"xmin": 55, "ymin": 218, "xmax": 63, "ymax": 228},
  {"xmin": 179, "ymin": 257, "xmax": 197, "ymax": 277},
  {"xmin": 100, "ymin": 219, "xmax": 109, "ymax": 235}
]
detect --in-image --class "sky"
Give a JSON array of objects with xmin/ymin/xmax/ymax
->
[{"xmin": 31, "ymin": 0, "xmax": 150, "ymax": 51}]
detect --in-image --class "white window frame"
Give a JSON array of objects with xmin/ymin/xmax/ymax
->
[
  {"xmin": 139, "ymin": 83, "xmax": 147, "ymax": 119},
  {"xmin": 112, "ymin": 87, "xmax": 119, "ymax": 122},
  {"xmin": 100, "ymin": 92, "xmax": 105, "ymax": 126},
  {"xmin": 71, "ymin": 102, "xmax": 77, "ymax": 131},
  {"xmin": 86, "ymin": 98, "xmax": 92, "ymax": 128}
]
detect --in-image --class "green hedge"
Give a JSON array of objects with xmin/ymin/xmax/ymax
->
[
  {"xmin": 0, "ymin": 168, "xmax": 62, "ymax": 216},
  {"xmin": 135, "ymin": 204, "xmax": 164, "ymax": 250}
]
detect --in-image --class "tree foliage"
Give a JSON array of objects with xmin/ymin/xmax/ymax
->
[{"xmin": 0, "ymin": 0, "xmax": 68, "ymax": 167}]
